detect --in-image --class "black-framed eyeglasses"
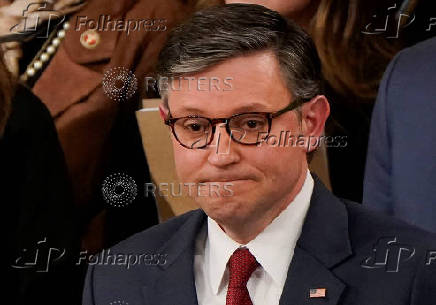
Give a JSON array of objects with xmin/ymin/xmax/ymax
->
[{"xmin": 164, "ymin": 99, "xmax": 309, "ymax": 149}]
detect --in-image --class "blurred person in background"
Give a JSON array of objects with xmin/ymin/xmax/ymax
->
[
  {"xmin": 0, "ymin": 52, "xmax": 80, "ymax": 304},
  {"xmin": 0, "ymin": 0, "xmax": 198, "ymax": 256},
  {"xmin": 364, "ymin": 36, "xmax": 436, "ymax": 233},
  {"xmin": 224, "ymin": 0, "xmax": 436, "ymax": 202}
]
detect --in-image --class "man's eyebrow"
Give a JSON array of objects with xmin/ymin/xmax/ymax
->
[
  {"xmin": 175, "ymin": 102, "xmax": 272, "ymax": 116},
  {"xmin": 231, "ymin": 103, "xmax": 272, "ymax": 113}
]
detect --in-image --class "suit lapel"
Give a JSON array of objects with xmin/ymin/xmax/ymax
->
[
  {"xmin": 279, "ymin": 246, "xmax": 346, "ymax": 305},
  {"xmin": 142, "ymin": 210, "xmax": 207, "ymax": 305},
  {"xmin": 141, "ymin": 251, "xmax": 199, "ymax": 305},
  {"xmin": 280, "ymin": 175, "xmax": 353, "ymax": 305}
]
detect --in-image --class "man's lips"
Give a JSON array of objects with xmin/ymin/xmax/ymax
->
[
  {"xmin": 199, "ymin": 176, "xmax": 254, "ymax": 183},
  {"xmin": 201, "ymin": 179, "xmax": 249, "ymax": 182}
]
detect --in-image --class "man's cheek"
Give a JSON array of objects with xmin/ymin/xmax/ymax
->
[
  {"xmin": 174, "ymin": 155, "xmax": 190, "ymax": 181},
  {"xmin": 174, "ymin": 151, "xmax": 200, "ymax": 180},
  {"xmin": 173, "ymin": 148, "xmax": 189, "ymax": 178}
]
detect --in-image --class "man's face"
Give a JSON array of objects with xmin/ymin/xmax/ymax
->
[{"xmin": 166, "ymin": 51, "xmax": 309, "ymax": 226}]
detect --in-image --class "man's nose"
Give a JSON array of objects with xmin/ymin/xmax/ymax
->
[{"xmin": 207, "ymin": 124, "xmax": 240, "ymax": 166}]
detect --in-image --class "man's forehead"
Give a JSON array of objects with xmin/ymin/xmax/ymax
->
[
  {"xmin": 170, "ymin": 50, "xmax": 280, "ymax": 84},
  {"xmin": 166, "ymin": 51, "xmax": 292, "ymax": 115}
]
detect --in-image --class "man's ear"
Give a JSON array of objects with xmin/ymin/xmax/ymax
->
[
  {"xmin": 300, "ymin": 95, "xmax": 330, "ymax": 152},
  {"xmin": 159, "ymin": 104, "xmax": 169, "ymax": 121}
]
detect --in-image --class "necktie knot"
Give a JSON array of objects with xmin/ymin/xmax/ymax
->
[{"xmin": 228, "ymin": 248, "xmax": 259, "ymax": 289}]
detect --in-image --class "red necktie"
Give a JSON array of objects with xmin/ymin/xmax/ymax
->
[{"xmin": 226, "ymin": 248, "xmax": 259, "ymax": 305}]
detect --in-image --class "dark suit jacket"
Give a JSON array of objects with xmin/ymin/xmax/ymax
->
[
  {"xmin": 83, "ymin": 177, "xmax": 436, "ymax": 305},
  {"xmin": 363, "ymin": 37, "xmax": 436, "ymax": 233}
]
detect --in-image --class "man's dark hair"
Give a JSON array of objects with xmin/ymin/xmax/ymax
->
[{"xmin": 156, "ymin": 3, "xmax": 323, "ymax": 106}]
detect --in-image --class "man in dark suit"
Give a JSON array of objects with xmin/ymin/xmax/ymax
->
[
  {"xmin": 363, "ymin": 37, "xmax": 436, "ymax": 234},
  {"xmin": 83, "ymin": 4, "xmax": 436, "ymax": 305}
]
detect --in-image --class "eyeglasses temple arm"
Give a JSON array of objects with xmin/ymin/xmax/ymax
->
[{"xmin": 271, "ymin": 99, "xmax": 307, "ymax": 118}]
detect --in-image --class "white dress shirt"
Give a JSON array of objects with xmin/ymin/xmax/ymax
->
[{"xmin": 194, "ymin": 170, "xmax": 314, "ymax": 305}]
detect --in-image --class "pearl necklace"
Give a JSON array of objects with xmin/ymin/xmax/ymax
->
[{"xmin": 21, "ymin": 21, "xmax": 70, "ymax": 82}]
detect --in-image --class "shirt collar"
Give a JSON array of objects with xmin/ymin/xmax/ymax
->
[{"xmin": 207, "ymin": 170, "xmax": 314, "ymax": 294}]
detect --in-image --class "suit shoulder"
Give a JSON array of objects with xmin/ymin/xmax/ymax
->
[
  {"xmin": 390, "ymin": 37, "xmax": 436, "ymax": 74},
  {"xmin": 343, "ymin": 200, "xmax": 436, "ymax": 248},
  {"xmin": 398, "ymin": 36, "xmax": 436, "ymax": 60}
]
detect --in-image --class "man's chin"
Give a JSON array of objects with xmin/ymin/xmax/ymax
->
[{"xmin": 197, "ymin": 198, "xmax": 247, "ymax": 221}]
